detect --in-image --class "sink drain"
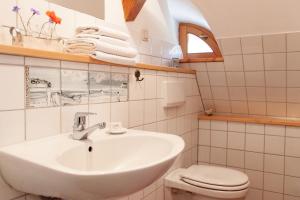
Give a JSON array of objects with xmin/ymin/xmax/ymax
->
[{"xmin": 88, "ymin": 146, "xmax": 93, "ymax": 152}]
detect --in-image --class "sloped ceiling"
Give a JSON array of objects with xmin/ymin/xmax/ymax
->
[{"xmin": 192, "ymin": 0, "xmax": 300, "ymax": 38}]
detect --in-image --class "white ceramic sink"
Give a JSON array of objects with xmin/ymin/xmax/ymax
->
[{"xmin": 0, "ymin": 129, "xmax": 184, "ymax": 200}]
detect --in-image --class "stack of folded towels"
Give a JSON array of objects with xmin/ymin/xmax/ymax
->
[{"xmin": 63, "ymin": 26, "xmax": 137, "ymax": 65}]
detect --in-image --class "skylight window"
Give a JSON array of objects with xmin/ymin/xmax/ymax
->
[
  {"xmin": 187, "ymin": 33, "xmax": 213, "ymax": 54},
  {"xmin": 179, "ymin": 23, "xmax": 223, "ymax": 62}
]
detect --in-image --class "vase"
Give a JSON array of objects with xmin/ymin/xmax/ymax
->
[{"xmin": 21, "ymin": 35, "xmax": 62, "ymax": 52}]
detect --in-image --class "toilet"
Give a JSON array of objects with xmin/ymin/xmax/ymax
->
[{"xmin": 165, "ymin": 165, "xmax": 249, "ymax": 200}]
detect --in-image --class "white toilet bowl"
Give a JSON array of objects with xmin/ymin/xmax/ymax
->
[{"xmin": 165, "ymin": 165, "xmax": 249, "ymax": 200}]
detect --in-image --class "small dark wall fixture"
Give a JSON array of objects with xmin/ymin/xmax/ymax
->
[{"xmin": 134, "ymin": 70, "xmax": 144, "ymax": 82}]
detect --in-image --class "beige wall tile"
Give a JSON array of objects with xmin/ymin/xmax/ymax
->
[
  {"xmin": 245, "ymin": 152, "xmax": 264, "ymax": 171},
  {"xmin": 263, "ymin": 34, "xmax": 286, "ymax": 53},
  {"xmin": 228, "ymin": 132, "xmax": 245, "ymax": 150},
  {"xmin": 264, "ymin": 154, "xmax": 284, "ymax": 174},
  {"xmin": 241, "ymin": 36, "xmax": 263, "ymax": 54}
]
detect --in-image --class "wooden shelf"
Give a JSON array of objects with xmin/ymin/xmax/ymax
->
[
  {"xmin": 0, "ymin": 44, "xmax": 196, "ymax": 74},
  {"xmin": 180, "ymin": 57, "xmax": 224, "ymax": 63},
  {"xmin": 198, "ymin": 114, "xmax": 300, "ymax": 127}
]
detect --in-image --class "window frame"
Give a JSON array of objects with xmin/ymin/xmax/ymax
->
[{"xmin": 179, "ymin": 23, "xmax": 223, "ymax": 63}]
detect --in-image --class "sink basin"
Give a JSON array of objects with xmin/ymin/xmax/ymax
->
[{"xmin": 0, "ymin": 129, "xmax": 184, "ymax": 200}]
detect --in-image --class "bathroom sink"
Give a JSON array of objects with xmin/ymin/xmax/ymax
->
[{"xmin": 0, "ymin": 130, "xmax": 184, "ymax": 200}]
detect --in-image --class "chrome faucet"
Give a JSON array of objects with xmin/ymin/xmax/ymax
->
[{"xmin": 72, "ymin": 112, "xmax": 106, "ymax": 140}]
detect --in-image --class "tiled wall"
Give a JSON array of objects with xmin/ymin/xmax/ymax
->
[
  {"xmin": 198, "ymin": 119, "xmax": 300, "ymax": 200},
  {"xmin": 189, "ymin": 32, "xmax": 300, "ymax": 118},
  {"xmin": 0, "ymin": 53, "xmax": 201, "ymax": 200}
]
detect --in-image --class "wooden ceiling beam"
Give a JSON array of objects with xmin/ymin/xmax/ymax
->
[{"xmin": 122, "ymin": 0, "xmax": 147, "ymax": 21}]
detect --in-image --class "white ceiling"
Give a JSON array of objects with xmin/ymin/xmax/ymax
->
[{"xmin": 192, "ymin": 0, "xmax": 300, "ymax": 38}]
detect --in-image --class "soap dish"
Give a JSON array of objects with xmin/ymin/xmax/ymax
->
[{"xmin": 107, "ymin": 128, "xmax": 127, "ymax": 135}]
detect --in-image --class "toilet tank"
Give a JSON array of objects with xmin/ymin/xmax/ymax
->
[{"xmin": 161, "ymin": 80, "xmax": 186, "ymax": 108}]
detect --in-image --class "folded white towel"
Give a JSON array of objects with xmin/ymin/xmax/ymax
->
[
  {"xmin": 76, "ymin": 34, "xmax": 130, "ymax": 48},
  {"xmin": 87, "ymin": 38, "xmax": 137, "ymax": 58},
  {"xmin": 63, "ymin": 38, "xmax": 137, "ymax": 58},
  {"xmin": 91, "ymin": 51, "xmax": 136, "ymax": 66},
  {"xmin": 76, "ymin": 26, "xmax": 130, "ymax": 41}
]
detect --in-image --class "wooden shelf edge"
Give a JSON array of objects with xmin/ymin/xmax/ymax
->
[
  {"xmin": 0, "ymin": 44, "xmax": 196, "ymax": 74},
  {"xmin": 180, "ymin": 57, "xmax": 224, "ymax": 63},
  {"xmin": 198, "ymin": 114, "xmax": 300, "ymax": 127}
]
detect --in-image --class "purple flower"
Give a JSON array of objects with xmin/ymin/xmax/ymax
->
[
  {"xmin": 30, "ymin": 8, "xmax": 40, "ymax": 15},
  {"xmin": 12, "ymin": 5, "xmax": 20, "ymax": 12}
]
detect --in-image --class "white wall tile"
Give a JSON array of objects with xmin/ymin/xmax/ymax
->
[
  {"xmin": 263, "ymin": 191, "xmax": 283, "ymax": 200},
  {"xmin": 198, "ymin": 129, "xmax": 210, "ymax": 146},
  {"xmin": 246, "ymin": 189, "xmax": 263, "ymax": 200},
  {"xmin": 266, "ymin": 88, "xmax": 286, "ymax": 102},
  {"xmin": 227, "ymin": 149, "xmax": 244, "ymax": 168},
  {"xmin": 208, "ymin": 72, "xmax": 227, "ymax": 86},
  {"xmin": 248, "ymin": 101, "xmax": 267, "ymax": 115},
  {"xmin": 211, "ymin": 130, "xmax": 227, "ymax": 148},
  {"xmin": 26, "ymin": 107, "xmax": 60, "ymax": 140},
  {"xmin": 211, "ymin": 120, "xmax": 227, "ymax": 131},
  {"xmin": 285, "ymin": 156, "xmax": 300, "ymax": 177},
  {"xmin": 264, "ymin": 154, "xmax": 284, "ymax": 174},
  {"xmin": 25, "ymin": 57, "xmax": 60, "ymax": 68},
  {"xmin": 246, "ymin": 87, "xmax": 266, "ymax": 101},
  {"xmin": 61, "ymin": 61, "xmax": 88, "ymax": 70},
  {"xmin": 286, "ymin": 126, "xmax": 300, "ymax": 138},
  {"xmin": 226, "ymin": 72, "xmax": 245, "ymax": 86},
  {"xmin": 287, "ymin": 71, "xmax": 300, "ymax": 87},
  {"xmin": 245, "ymin": 72, "xmax": 265, "ymax": 87},
  {"xmin": 245, "ymin": 133, "xmax": 264, "ymax": 152},
  {"xmin": 246, "ymin": 170, "xmax": 263, "ymax": 189},
  {"xmin": 0, "ymin": 65, "xmax": 24, "ymax": 110},
  {"xmin": 246, "ymin": 123, "xmax": 265, "ymax": 134},
  {"xmin": 223, "ymin": 55, "xmax": 243, "ymax": 71},
  {"xmin": 196, "ymin": 72, "xmax": 210, "ymax": 86},
  {"xmin": 265, "ymin": 125, "xmax": 285, "ymax": 136},
  {"xmin": 263, "ymin": 34, "xmax": 286, "ymax": 53},
  {"xmin": 264, "ymin": 173, "xmax": 284, "ymax": 193},
  {"xmin": 228, "ymin": 122, "xmax": 246, "ymax": 132},
  {"xmin": 206, "ymin": 62, "xmax": 225, "ymax": 71},
  {"xmin": 129, "ymin": 101, "xmax": 144, "ymax": 128},
  {"xmin": 228, "ymin": 132, "xmax": 245, "ymax": 150},
  {"xmin": 265, "ymin": 135, "xmax": 285, "ymax": 155},
  {"xmin": 0, "ymin": 55, "xmax": 24, "ymax": 65},
  {"xmin": 286, "ymin": 137, "xmax": 300, "ymax": 157},
  {"xmin": 264, "ymin": 53, "xmax": 286, "ymax": 70},
  {"xmin": 265, "ymin": 71, "xmax": 286, "ymax": 87},
  {"xmin": 221, "ymin": 38, "xmax": 242, "ymax": 55},
  {"xmin": 144, "ymin": 100, "xmax": 156, "ymax": 124},
  {"xmin": 287, "ymin": 32, "xmax": 300, "ymax": 52},
  {"xmin": 0, "ymin": 110, "xmax": 24, "ymax": 147},
  {"xmin": 198, "ymin": 146, "xmax": 210, "ymax": 163},
  {"xmin": 210, "ymin": 147, "xmax": 226, "ymax": 165},
  {"xmin": 243, "ymin": 54, "xmax": 264, "ymax": 71},
  {"xmin": 285, "ymin": 176, "xmax": 300, "ymax": 196},
  {"xmin": 211, "ymin": 87, "xmax": 229, "ymax": 100},
  {"xmin": 245, "ymin": 152, "xmax": 264, "ymax": 171},
  {"xmin": 241, "ymin": 36, "xmax": 263, "ymax": 54},
  {"xmin": 144, "ymin": 74, "xmax": 157, "ymax": 99},
  {"xmin": 199, "ymin": 120, "xmax": 210, "ymax": 129}
]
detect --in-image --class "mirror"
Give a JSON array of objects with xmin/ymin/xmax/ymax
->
[{"xmin": 47, "ymin": 0, "xmax": 105, "ymax": 19}]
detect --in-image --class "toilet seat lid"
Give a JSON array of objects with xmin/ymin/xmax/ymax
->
[{"xmin": 180, "ymin": 165, "xmax": 249, "ymax": 187}]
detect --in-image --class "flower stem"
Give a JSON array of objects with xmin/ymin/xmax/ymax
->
[
  {"xmin": 50, "ymin": 23, "xmax": 56, "ymax": 39},
  {"xmin": 26, "ymin": 14, "xmax": 34, "ymax": 34},
  {"xmin": 18, "ymin": 12, "xmax": 27, "ymax": 35},
  {"xmin": 39, "ymin": 21, "xmax": 48, "ymax": 38}
]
